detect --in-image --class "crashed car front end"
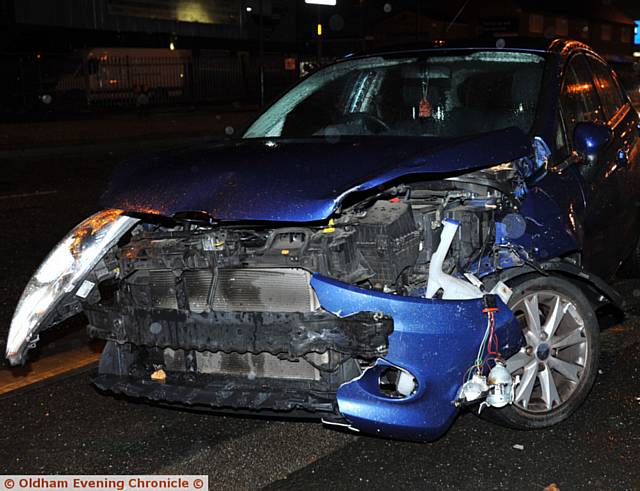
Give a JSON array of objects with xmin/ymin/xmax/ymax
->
[{"xmin": 6, "ymin": 165, "xmax": 532, "ymax": 441}]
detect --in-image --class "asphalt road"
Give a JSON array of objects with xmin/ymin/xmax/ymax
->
[{"xmin": 1, "ymin": 143, "xmax": 640, "ymax": 490}]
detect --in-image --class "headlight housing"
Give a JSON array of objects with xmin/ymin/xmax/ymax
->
[
  {"xmin": 445, "ymin": 159, "xmax": 531, "ymax": 199},
  {"xmin": 6, "ymin": 209, "xmax": 139, "ymax": 365}
]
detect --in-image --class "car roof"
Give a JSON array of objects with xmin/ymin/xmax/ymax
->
[{"xmin": 344, "ymin": 37, "xmax": 594, "ymax": 60}]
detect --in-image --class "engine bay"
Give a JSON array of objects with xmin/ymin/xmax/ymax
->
[{"xmin": 97, "ymin": 179, "xmax": 514, "ymax": 307}]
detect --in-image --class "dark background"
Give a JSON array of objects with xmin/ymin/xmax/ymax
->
[{"xmin": 0, "ymin": 0, "xmax": 638, "ymax": 118}]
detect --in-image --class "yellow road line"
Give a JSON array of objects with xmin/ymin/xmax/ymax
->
[
  {"xmin": 0, "ymin": 189, "xmax": 58, "ymax": 200},
  {"xmin": 0, "ymin": 346, "xmax": 101, "ymax": 396}
]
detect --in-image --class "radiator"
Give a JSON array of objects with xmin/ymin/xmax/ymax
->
[
  {"xmin": 146, "ymin": 267, "xmax": 319, "ymax": 313},
  {"xmin": 211, "ymin": 268, "xmax": 319, "ymax": 312}
]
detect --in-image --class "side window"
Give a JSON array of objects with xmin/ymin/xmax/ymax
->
[
  {"xmin": 560, "ymin": 54, "xmax": 604, "ymax": 147},
  {"xmin": 555, "ymin": 110, "xmax": 568, "ymax": 156},
  {"xmin": 588, "ymin": 57, "xmax": 626, "ymax": 120}
]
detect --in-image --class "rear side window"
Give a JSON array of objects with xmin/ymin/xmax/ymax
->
[
  {"xmin": 588, "ymin": 57, "xmax": 626, "ymax": 120},
  {"xmin": 560, "ymin": 54, "xmax": 604, "ymax": 146}
]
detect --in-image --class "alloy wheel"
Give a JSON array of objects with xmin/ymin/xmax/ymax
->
[{"xmin": 506, "ymin": 290, "xmax": 588, "ymax": 413}]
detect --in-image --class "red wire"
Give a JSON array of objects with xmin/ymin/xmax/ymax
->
[{"xmin": 487, "ymin": 312, "xmax": 499, "ymax": 355}]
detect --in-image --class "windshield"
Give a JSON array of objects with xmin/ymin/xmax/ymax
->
[{"xmin": 244, "ymin": 51, "xmax": 545, "ymax": 139}]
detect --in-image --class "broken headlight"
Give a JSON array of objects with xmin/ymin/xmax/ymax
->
[
  {"xmin": 446, "ymin": 159, "xmax": 530, "ymax": 198},
  {"xmin": 5, "ymin": 209, "xmax": 139, "ymax": 365},
  {"xmin": 450, "ymin": 161, "xmax": 519, "ymax": 182}
]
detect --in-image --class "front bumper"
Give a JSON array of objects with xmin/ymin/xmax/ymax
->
[
  {"xmin": 90, "ymin": 273, "xmax": 521, "ymax": 441},
  {"xmin": 311, "ymin": 275, "xmax": 521, "ymax": 441}
]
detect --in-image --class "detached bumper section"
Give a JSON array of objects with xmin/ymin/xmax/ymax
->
[
  {"xmin": 88, "ymin": 274, "xmax": 520, "ymax": 441},
  {"xmin": 311, "ymin": 275, "xmax": 522, "ymax": 441}
]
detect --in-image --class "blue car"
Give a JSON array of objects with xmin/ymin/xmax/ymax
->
[{"xmin": 7, "ymin": 38, "xmax": 640, "ymax": 441}]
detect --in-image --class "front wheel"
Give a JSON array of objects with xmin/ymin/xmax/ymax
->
[{"xmin": 484, "ymin": 276, "xmax": 599, "ymax": 429}]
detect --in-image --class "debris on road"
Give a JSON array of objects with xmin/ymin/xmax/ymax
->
[{"xmin": 151, "ymin": 368, "xmax": 166, "ymax": 382}]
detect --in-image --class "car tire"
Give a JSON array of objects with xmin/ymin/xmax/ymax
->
[{"xmin": 482, "ymin": 275, "xmax": 599, "ymax": 430}]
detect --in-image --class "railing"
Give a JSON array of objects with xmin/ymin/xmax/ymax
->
[{"xmin": 0, "ymin": 50, "xmax": 306, "ymax": 116}]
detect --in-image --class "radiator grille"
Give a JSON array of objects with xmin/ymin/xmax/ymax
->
[{"xmin": 211, "ymin": 268, "xmax": 319, "ymax": 312}]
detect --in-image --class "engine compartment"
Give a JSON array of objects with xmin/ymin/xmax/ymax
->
[{"xmin": 98, "ymin": 180, "xmax": 506, "ymax": 308}]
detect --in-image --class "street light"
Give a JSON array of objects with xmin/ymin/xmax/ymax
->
[
  {"xmin": 304, "ymin": 0, "xmax": 336, "ymax": 5},
  {"xmin": 304, "ymin": 0, "xmax": 336, "ymax": 66}
]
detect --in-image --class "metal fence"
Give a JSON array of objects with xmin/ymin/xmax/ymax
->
[{"xmin": 0, "ymin": 50, "xmax": 302, "ymax": 116}]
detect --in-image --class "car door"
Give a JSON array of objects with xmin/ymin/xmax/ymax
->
[
  {"xmin": 586, "ymin": 55, "xmax": 640, "ymax": 266},
  {"xmin": 559, "ymin": 53, "xmax": 628, "ymax": 278}
]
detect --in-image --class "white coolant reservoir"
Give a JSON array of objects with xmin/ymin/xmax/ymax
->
[{"xmin": 425, "ymin": 219, "xmax": 483, "ymax": 300}]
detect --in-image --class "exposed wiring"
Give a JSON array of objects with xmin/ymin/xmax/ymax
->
[
  {"xmin": 465, "ymin": 315, "xmax": 490, "ymax": 382},
  {"xmin": 464, "ymin": 295, "xmax": 500, "ymax": 382},
  {"xmin": 461, "ymin": 221, "xmax": 493, "ymax": 275}
]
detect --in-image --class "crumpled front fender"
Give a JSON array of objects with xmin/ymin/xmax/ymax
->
[{"xmin": 310, "ymin": 274, "xmax": 522, "ymax": 441}]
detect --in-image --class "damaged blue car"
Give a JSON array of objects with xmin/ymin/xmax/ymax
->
[{"xmin": 7, "ymin": 38, "xmax": 640, "ymax": 441}]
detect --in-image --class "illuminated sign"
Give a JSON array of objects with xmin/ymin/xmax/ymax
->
[
  {"xmin": 635, "ymin": 20, "xmax": 640, "ymax": 44},
  {"xmin": 108, "ymin": 0, "xmax": 240, "ymax": 25}
]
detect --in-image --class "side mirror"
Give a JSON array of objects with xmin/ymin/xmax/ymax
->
[{"xmin": 573, "ymin": 122, "xmax": 612, "ymax": 162}]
